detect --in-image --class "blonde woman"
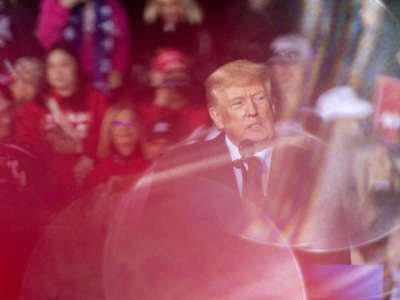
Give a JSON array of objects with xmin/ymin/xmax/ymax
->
[{"xmin": 87, "ymin": 101, "xmax": 149, "ymax": 189}]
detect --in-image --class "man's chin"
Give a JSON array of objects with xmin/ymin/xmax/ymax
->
[
  {"xmin": 242, "ymin": 135, "xmax": 273, "ymax": 149},
  {"xmin": 227, "ymin": 129, "xmax": 274, "ymax": 147},
  {"xmin": 246, "ymin": 130, "xmax": 273, "ymax": 142}
]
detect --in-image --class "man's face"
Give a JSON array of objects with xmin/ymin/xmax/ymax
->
[
  {"xmin": 209, "ymin": 83, "xmax": 275, "ymax": 146},
  {"xmin": 142, "ymin": 137, "xmax": 174, "ymax": 161},
  {"xmin": 154, "ymin": 87, "xmax": 186, "ymax": 110},
  {"xmin": 271, "ymin": 62, "xmax": 304, "ymax": 94}
]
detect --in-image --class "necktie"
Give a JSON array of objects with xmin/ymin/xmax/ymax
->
[{"xmin": 242, "ymin": 156, "xmax": 264, "ymax": 204}]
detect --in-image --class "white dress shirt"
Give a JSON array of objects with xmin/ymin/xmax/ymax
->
[{"xmin": 225, "ymin": 135, "xmax": 272, "ymax": 196}]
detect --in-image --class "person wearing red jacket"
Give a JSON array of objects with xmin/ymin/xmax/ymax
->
[
  {"xmin": 0, "ymin": 93, "xmax": 49, "ymax": 300},
  {"xmin": 87, "ymin": 101, "xmax": 149, "ymax": 192},
  {"xmin": 137, "ymin": 48, "xmax": 210, "ymax": 141},
  {"xmin": 0, "ymin": 57, "xmax": 45, "ymax": 109},
  {"xmin": 138, "ymin": 83, "xmax": 209, "ymax": 141},
  {"xmin": 14, "ymin": 44, "xmax": 108, "ymax": 204}
]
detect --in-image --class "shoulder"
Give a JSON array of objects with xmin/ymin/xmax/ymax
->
[
  {"xmin": 154, "ymin": 134, "xmax": 226, "ymax": 172},
  {"xmin": 139, "ymin": 135, "xmax": 230, "ymax": 208},
  {"xmin": 18, "ymin": 100, "xmax": 41, "ymax": 111},
  {"xmin": 0, "ymin": 140, "xmax": 40, "ymax": 161},
  {"xmin": 127, "ymin": 156, "xmax": 151, "ymax": 173},
  {"xmin": 272, "ymin": 135, "xmax": 324, "ymax": 177},
  {"xmin": 86, "ymin": 88, "xmax": 109, "ymax": 109},
  {"xmin": 180, "ymin": 105, "xmax": 209, "ymax": 120},
  {"xmin": 16, "ymin": 101, "xmax": 46, "ymax": 117},
  {"xmin": 274, "ymin": 125, "xmax": 325, "ymax": 155},
  {"xmin": 268, "ymin": 132, "xmax": 325, "ymax": 189},
  {"xmin": 86, "ymin": 88, "xmax": 108, "ymax": 101}
]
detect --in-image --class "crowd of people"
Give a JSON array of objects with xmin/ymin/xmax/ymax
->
[
  {"xmin": 1, "ymin": 0, "xmax": 400, "ymax": 299},
  {"xmin": 0, "ymin": 0, "xmax": 309, "ymax": 205}
]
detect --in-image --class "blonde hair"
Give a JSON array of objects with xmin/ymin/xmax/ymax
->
[
  {"xmin": 97, "ymin": 101, "xmax": 139, "ymax": 160},
  {"xmin": 205, "ymin": 60, "xmax": 272, "ymax": 107},
  {"xmin": 143, "ymin": 0, "xmax": 203, "ymax": 25}
]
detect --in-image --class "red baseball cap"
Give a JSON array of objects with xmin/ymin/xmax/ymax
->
[{"xmin": 151, "ymin": 48, "xmax": 189, "ymax": 73}]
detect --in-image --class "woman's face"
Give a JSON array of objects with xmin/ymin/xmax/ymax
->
[
  {"xmin": 157, "ymin": 0, "xmax": 182, "ymax": 25},
  {"xmin": 111, "ymin": 109, "xmax": 140, "ymax": 157},
  {"xmin": 46, "ymin": 49, "xmax": 78, "ymax": 95}
]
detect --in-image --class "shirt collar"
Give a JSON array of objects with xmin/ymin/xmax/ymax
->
[
  {"xmin": 225, "ymin": 134, "xmax": 272, "ymax": 162},
  {"xmin": 225, "ymin": 134, "xmax": 241, "ymax": 161}
]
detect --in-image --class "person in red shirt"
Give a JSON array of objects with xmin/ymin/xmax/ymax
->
[
  {"xmin": 0, "ymin": 57, "xmax": 45, "ymax": 109},
  {"xmin": 138, "ymin": 48, "xmax": 210, "ymax": 141},
  {"xmin": 14, "ymin": 44, "xmax": 108, "ymax": 203},
  {"xmin": 148, "ymin": 47, "xmax": 191, "ymax": 88},
  {"xmin": 87, "ymin": 101, "xmax": 149, "ymax": 192},
  {"xmin": 138, "ymin": 83, "xmax": 209, "ymax": 138},
  {"xmin": 141, "ymin": 116, "xmax": 178, "ymax": 162},
  {"xmin": 0, "ymin": 93, "xmax": 49, "ymax": 300}
]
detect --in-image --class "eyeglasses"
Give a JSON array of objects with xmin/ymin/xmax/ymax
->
[{"xmin": 112, "ymin": 120, "xmax": 135, "ymax": 127}]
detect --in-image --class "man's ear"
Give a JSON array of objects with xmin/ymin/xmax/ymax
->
[{"xmin": 208, "ymin": 106, "xmax": 224, "ymax": 130}]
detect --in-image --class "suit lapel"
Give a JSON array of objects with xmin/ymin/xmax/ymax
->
[{"xmin": 198, "ymin": 134, "xmax": 239, "ymax": 197}]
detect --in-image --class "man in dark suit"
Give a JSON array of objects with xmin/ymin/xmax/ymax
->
[{"xmin": 104, "ymin": 60, "xmax": 353, "ymax": 299}]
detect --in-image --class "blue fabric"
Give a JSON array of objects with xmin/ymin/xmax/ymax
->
[{"xmin": 64, "ymin": 0, "xmax": 114, "ymax": 94}]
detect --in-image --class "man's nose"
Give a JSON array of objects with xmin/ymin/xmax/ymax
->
[{"xmin": 245, "ymin": 99, "xmax": 258, "ymax": 116}]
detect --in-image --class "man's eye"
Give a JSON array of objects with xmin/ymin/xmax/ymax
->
[
  {"xmin": 113, "ymin": 122, "xmax": 123, "ymax": 127},
  {"xmin": 253, "ymin": 95, "xmax": 265, "ymax": 103},
  {"xmin": 231, "ymin": 101, "xmax": 243, "ymax": 109}
]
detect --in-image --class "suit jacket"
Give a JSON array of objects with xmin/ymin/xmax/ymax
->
[
  {"xmin": 146, "ymin": 133, "xmax": 350, "ymax": 252},
  {"xmin": 106, "ymin": 133, "xmax": 351, "ymax": 299}
]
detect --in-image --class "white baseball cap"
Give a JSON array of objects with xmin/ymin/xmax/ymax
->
[{"xmin": 315, "ymin": 86, "xmax": 373, "ymax": 121}]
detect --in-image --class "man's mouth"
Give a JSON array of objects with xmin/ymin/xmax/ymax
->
[{"xmin": 247, "ymin": 122, "xmax": 262, "ymax": 130}]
